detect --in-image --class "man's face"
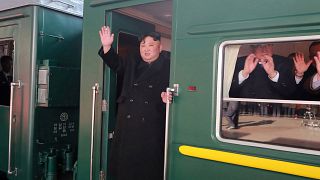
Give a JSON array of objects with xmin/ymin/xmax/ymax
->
[
  {"xmin": 309, "ymin": 44, "xmax": 320, "ymax": 61},
  {"xmin": 140, "ymin": 36, "xmax": 162, "ymax": 63},
  {"xmin": 253, "ymin": 44, "xmax": 273, "ymax": 60}
]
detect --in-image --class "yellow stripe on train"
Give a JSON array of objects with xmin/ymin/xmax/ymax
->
[{"xmin": 179, "ymin": 145, "xmax": 320, "ymax": 179}]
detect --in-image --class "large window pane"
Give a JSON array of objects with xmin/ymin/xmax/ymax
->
[{"xmin": 219, "ymin": 37, "xmax": 320, "ymax": 154}]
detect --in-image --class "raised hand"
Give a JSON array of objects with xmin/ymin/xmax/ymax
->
[
  {"xmin": 293, "ymin": 52, "xmax": 312, "ymax": 76},
  {"xmin": 242, "ymin": 53, "xmax": 258, "ymax": 78},
  {"xmin": 314, "ymin": 51, "xmax": 320, "ymax": 77},
  {"xmin": 261, "ymin": 55, "xmax": 277, "ymax": 78},
  {"xmin": 99, "ymin": 26, "xmax": 114, "ymax": 53}
]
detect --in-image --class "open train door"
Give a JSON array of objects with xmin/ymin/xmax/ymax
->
[
  {"xmin": 0, "ymin": 25, "xmax": 17, "ymax": 179},
  {"xmin": 78, "ymin": 1, "xmax": 170, "ymax": 179},
  {"xmin": 0, "ymin": 8, "xmax": 35, "ymax": 179}
]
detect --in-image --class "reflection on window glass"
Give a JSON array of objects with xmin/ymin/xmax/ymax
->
[
  {"xmin": 221, "ymin": 39, "xmax": 320, "ymax": 152},
  {"xmin": 224, "ymin": 41, "xmax": 320, "ymax": 101},
  {"xmin": 0, "ymin": 40, "xmax": 14, "ymax": 106},
  {"xmin": 222, "ymin": 101, "xmax": 320, "ymax": 151}
]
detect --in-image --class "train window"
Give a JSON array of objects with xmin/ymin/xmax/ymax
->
[
  {"xmin": 0, "ymin": 40, "xmax": 14, "ymax": 106},
  {"xmin": 218, "ymin": 36, "xmax": 320, "ymax": 155}
]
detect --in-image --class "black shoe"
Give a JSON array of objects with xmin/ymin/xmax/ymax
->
[{"xmin": 227, "ymin": 126, "xmax": 238, "ymax": 130}]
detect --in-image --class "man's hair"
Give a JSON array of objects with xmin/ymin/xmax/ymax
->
[
  {"xmin": 139, "ymin": 32, "xmax": 161, "ymax": 42},
  {"xmin": 249, "ymin": 43, "xmax": 273, "ymax": 49},
  {"xmin": 0, "ymin": 55, "xmax": 12, "ymax": 66},
  {"xmin": 309, "ymin": 41, "xmax": 320, "ymax": 50},
  {"xmin": 309, "ymin": 41, "xmax": 320, "ymax": 59}
]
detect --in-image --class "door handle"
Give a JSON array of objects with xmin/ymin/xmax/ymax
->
[
  {"xmin": 163, "ymin": 84, "xmax": 179, "ymax": 180},
  {"xmin": 90, "ymin": 83, "xmax": 99, "ymax": 180},
  {"xmin": 8, "ymin": 80, "xmax": 22, "ymax": 176}
]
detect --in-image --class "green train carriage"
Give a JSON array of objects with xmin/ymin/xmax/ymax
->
[
  {"xmin": 0, "ymin": 0, "xmax": 83, "ymax": 179},
  {"xmin": 1, "ymin": 0, "xmax": 320, "ymax": 179},
  {"xmin": 78, "ymin": 0, "xmax": 320, "ymax": 180}
]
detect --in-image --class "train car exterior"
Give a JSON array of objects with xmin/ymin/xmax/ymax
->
[
  {"xmin": 78, "ymin": 0, "xmax": 320, "ymax": 179},
  {"xmin": 0, "ymin": 1, "xmax": 83, "ymax": 179}
]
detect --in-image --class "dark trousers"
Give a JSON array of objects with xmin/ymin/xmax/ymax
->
[{"xmin": 225, "ymin": 101, "xmax": 239, "ymax": 128}]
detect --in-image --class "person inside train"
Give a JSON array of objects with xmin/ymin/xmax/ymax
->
[
  {"xmin": 225, "ymin": 101, "xmax": 239, "ymax": 129},
  {"xmin": 98, "ymin": 25, "xmax": 170, "ymax": 180},
  {"xmin": 288, "ymin": 52, "xmax": 314, "ymax": 100},
  {"xmin": 0, "ymin": 55, "xmax": 13, "ymax": 106},
  {"xmin": 289, "ymin": 42, "xmax": 320, "ymax": 100},
  {"xmin": 306, "ymin": 42, "xmax": 320, "ymax": 94},
  {"xmin": 229, "ymin": 43, "xmax": 296, "ymax": 99}
]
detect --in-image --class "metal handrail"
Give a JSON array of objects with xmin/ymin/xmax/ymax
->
[
  {"xmin": 90, "ymin": 83, "xmax": 99, "ymax": 180},
  {"xmin": 7, "ymin": 80, "xmax": 21, "ymax": 176},
  {"xmin": 163, "ymin": 87, "xmax": 174, "ymax": 180},
  {"xmin": 163, "ymin": 84, "xmax": 179, "ymax": 180}
]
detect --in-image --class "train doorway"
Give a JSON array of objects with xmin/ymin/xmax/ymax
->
[
  {"xmin": 77, "ymin": 0, "xmax": 172, "ymax": 179},
  {"xmin": 102, "ymin": 2, "xmax": 172, "ymax": 178}
]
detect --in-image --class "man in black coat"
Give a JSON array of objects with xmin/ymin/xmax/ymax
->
[
  {"xmin": 293, "ymin": 41, "xmax": 320, "ymax": 100},
  {"xmin": 98, "ymin": 26, "xmax": 170, "ymax": 180},
  {"xmin": 229, "ymin": 44, "xmax": 296, "ymax": 99}
]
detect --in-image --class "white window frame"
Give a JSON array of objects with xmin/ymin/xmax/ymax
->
[{"xmin": 215, "ymin": 35, "xmax": 320, "ymax": 156}]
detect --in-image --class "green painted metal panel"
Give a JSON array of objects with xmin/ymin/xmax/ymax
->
[
  {"xmin": 37, "ymin": 66, "xmax": 80, "ymax": 107},
  {"xmin": 174, "ymin": 0, "xmax": 320, "ymax": 39},
  {"xmin": 37, "ymin": 7, "xmax": 82, "ymax": 68},
  {"xmin": 77, "ymin": 2, "xmax": 106, "ymax": 180},
  {"xmin": 0, "ymin": 6, "xmax": 35, "ymax": 180},
  {"xmin": 0, "ymin": 24, "xmax": 16, "ymax": 176},
  {"xmin": 0, "ymin": 5, "xmax": 82, "ymax": 180},
  {"xmin": 79, "ymin": 0, "xmax": 320, "ymax": 180},
  {"xmin": 33, "ymin": 107, "xmax": 79, "ymax": 179},
  {"xmin": 33, "ymin": 6, "xmax": 82, "ymax": 180},
  {"xmin": 0, "ymin": 106, "xmax": 9, "ymax": 172},
  {"xmin": 170, "ymin": 144, "xmax": 308, "ymax": 180},
  {"xmin": 0, "ymin": 11, "xmax": 28, "ymax": 180},
  {"xmin": 168, "ymin": 0, "xmax": 320, "ymax": 179}
]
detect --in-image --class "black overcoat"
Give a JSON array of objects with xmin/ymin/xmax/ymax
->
[{"xmin": 98, "ymin": 47, "xmax": 170, "ymax": 180}]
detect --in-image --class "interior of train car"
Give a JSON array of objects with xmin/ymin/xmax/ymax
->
[{"xmin": 220, "ymin": 39, "xmax": 320, "ymax": 153}]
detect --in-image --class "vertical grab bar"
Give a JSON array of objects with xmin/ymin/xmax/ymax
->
[
  {"xmin": 8, "ymin": 80, "xmax": 21, "ymax": 176},
  {"xmin": 163, "ymin": 84, "xmax": 179, "ymax": 180},
  {"xmin": 163, "ymin": 87, "xmax": 174, "ymax": 180},
  {"xmin": 90, "ymin": 83, "xmax": 99, "ymax": 180}
]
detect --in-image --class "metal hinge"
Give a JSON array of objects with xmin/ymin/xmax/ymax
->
[
  {"xmin": 172, "ymin": 84, "xmax": 179, "ymax": 96},
  {"xmin": 168, "ymin": 84, "xmax": 180, "ymax": 97},
  {"xmin": 102, "ymin": 99, "xmax": 108, "ymax": 112},
  {"xmin": 108, "ymin": 132, "xmax": 114, "ymax": 139}
]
